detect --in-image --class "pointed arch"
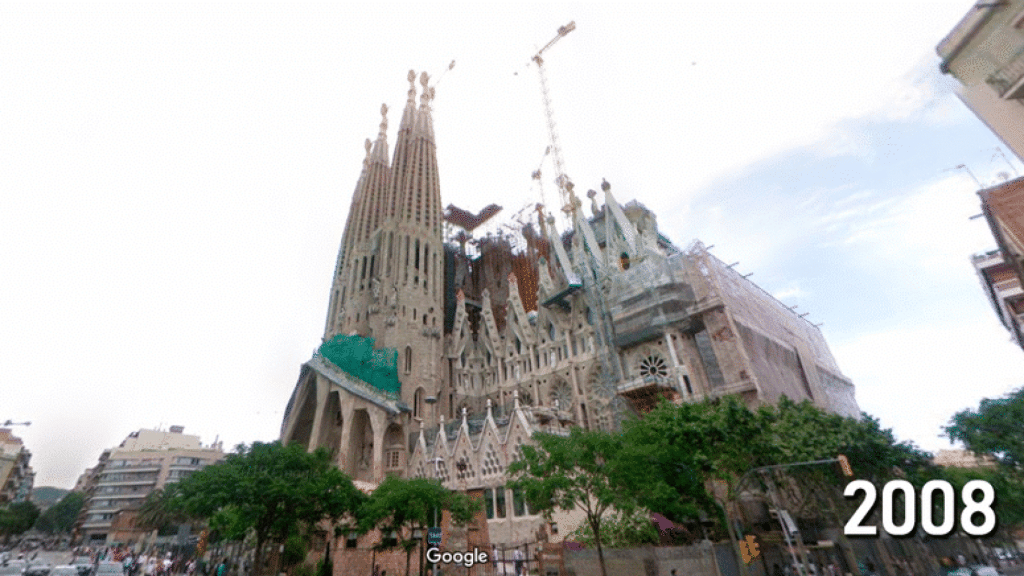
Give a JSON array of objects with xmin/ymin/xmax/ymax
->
[{"xmin": 384, "ymin": 423, "xmax": 405, "ymax": 476}]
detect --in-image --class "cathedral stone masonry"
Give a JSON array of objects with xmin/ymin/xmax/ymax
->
[{"xmin": 279, "ymin": 70, "xmax": 862, "ymax": 569}]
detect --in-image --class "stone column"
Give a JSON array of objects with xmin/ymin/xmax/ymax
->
[
  {"xmin": 664, "ymin": 329, "xmax": 688, "ymax": 396},
  {"xmin": 307, "ymin": 376, "xmax": 327, "ymax": 452}
]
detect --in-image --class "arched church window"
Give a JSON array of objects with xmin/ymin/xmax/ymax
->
[
  {"xmin": 414, "ymin": 388, "xmax": 425, "ymax": 419},
  {"xmin": 518, "ymin": 389, "xmax": 532, "ymax": 406},
  {"xmin": 405, "ymin": 346, "xmax": 413, "ymax": 374}
]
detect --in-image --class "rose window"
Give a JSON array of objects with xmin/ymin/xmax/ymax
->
[
  {"xmin": 639, "ymin": 355, "xmax": 669, "ymax": 379},
  {"xmin": 550, "ymin": 382, "xmax": 573, "ymax": 411}
]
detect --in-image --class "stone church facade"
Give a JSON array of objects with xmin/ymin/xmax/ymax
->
[{"xmin": 279, "ymin": 70, "xmax": 861, "ymax": 553}]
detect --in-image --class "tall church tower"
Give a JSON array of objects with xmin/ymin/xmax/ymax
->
[{"xmin": 322, "ymin": 70, "xmax": 445, "ymax": 427}]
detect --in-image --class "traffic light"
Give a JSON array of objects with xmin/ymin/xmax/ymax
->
[
  {"xmin": 837, "ymin": 454, "xmax": 853, "ymax": 477},
  {"xmin": 197, "ymin": 529, "xmax": 209, "ymax": 556}
]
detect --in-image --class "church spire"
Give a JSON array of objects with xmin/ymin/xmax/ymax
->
[
  {"xmin": 387, "ymin": 70, "xmax": 419, "ymax": 223},
  {"xmin": 325, "ymin": 137, "xmax": 373, "ymax": 337},
  {"xmin": 392, "ymin": 71, "xmax": 441, "ymax": 234},
  {"xmin": 337, "ymin": 138, "xmax": 373, "ymax": 276},
  {"xmin": 350, "ymin": 104, "xmax": 391, "ymax": 246},
  {"xmin": 414, "ymin": 72, "xmax": 435, "ymax": 141}
]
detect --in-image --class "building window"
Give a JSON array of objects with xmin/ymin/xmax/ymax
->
[
  {"xmin": 383, "ymin": 531, "xmax": 398, "ymax": 548},
  {"xmin": 639, "ymin": 354, "xmax": 669, "ymax": 379},
  {"xmin": 512, "ymin": 488, "xmax": 529, "ymax": 517},
  {"xmin": 387, "ymin": 450, "xmax": 401, "ymax": 469},
  {"xmin": 484, "ymin": 488, "xmax": 495, "ymax": 519},
  {"xmin": 495, "ymin": 488, "xmax": 507, "ymax": 519},
  {"xmin": 414, "ymin": 388, "xmax": 424, "ymax": 419},
  {"xmin": 346, "ymin": 533, "xmax": 358, "ymax": 549},
  {"xmin": 550, "ymin": 522, "xmax": 558, "ymax": 535},
  {"xmin": 405, "ymin": 347, "xmax": 413, "ymax": 374}
]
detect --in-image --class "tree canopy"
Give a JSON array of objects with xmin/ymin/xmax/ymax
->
[
  {"xmin": 34, "ymin": 492, "xmax": 84, "ymax": 534},
  {"xmin": 506, "ymin": 427, "xmax": 639, "ymax": 576},
  {"xmin": 358, "ymin": 475, "xmax": 479, "ymax": 576},
  {"xmin": 945, "ymin": 386, "xmax": 1024, "ymax": 470},
  {"xmin": 0, "ymin": 501, "xmax": 40, "ymax": 538},
  {"xmin": 164, "ymin": 442, "xmax": 365, "ymax": 574}
]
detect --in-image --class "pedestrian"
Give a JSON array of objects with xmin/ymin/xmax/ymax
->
[
  {"xmin": 216, "ymin": 558, "xmax": 228, "ymax": 576},
  {"xmin": 513, "ymin": 547, "xmax": 524, "ymax": 576}
]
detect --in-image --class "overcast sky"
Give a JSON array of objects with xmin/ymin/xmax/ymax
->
[{"xmin": 4, "ymin": 2, "xmax": 1024, "ymax": 489}]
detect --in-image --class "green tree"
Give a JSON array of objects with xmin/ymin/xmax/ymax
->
[
  {"xmin": 164, "ymin": 442, "xmax": 365, "ymax": 576},
  {"xmin": 0, "ymin": 501, "xmax": 41, "ymax": 540},
  {"xmin": 613, "ymin": 396, "xmax": 777, "ymax": 536},
  {"xmin": 137, "ymin": 488, "xmax": 190, "ymax": 533},
  {"xmin": 506, "ymin": 428, "xmax": 637, "ymax": 576},
  {"xmin": 566, "ymin": 508, "xmax": 659, "ymax": 548},
  {"xmin": 358, "ymin": 476, "xmax": 479, "ymax": 576},
  {"xmin": 945, "ymin": 387, "xmax": 1024, "ymax": 469},
  {"xmin": 34, "ymin": 492, "xmax": 85, "ymax": 534}
]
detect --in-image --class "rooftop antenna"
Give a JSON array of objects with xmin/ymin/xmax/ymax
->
[
  {"xmin": 944, "ymin": 164, "xmax": 982, "ymax": 188},
  {"xmin": 993, "ymin": 147, "xmax": 1020, "ymax": 176}
]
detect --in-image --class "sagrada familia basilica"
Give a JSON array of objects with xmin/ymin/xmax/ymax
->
[{"xmin": 279, "ymin": 70, "xmax": 860, "ymax": 553}]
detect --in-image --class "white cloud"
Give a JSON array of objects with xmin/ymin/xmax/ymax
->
[
  {"xmin": 832, "ymin": 320, "xmax": 1024, "ymax": 453},
  {"xmin": 772, "ymin": 285, "xmax": 809, "ymax": 301}
]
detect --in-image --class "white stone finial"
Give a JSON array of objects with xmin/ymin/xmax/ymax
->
[
  {"xmin": 380, "ymin": 104, "xmax": 388, "ymax": 134},
  {"xmin": 587, "ymin": 189, "xmax": 600, "ymax": 216},
  {"xmin": 407, "ymin": 70, "xmax": 417, "ymax": 102},
  {"xmin": 461, "ymin": 406, "xmax": 468, "ymax": 422},
  {"xmin": 420, "ymin": 73, "xmax": 432, "ymax": 108},
  {"xmin": 486, "ymin": 398, "xmax": 493, "ymax": 419},
  {"xmin": 514, "ymin": 389, "xmax": 520, "ymax": 411}
]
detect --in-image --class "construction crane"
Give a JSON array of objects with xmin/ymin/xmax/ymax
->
[
  {"xmin": 528, "ymin": 21, "xmax": 576, "ymax": 221},
  {"xmin": 2, "ymin": 420, "xmax": 30, "ymax": 427}
]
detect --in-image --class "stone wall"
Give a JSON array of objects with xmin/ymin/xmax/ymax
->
[{"xmin": 562, "ymin": 543, "xmax": 722, "ymax": 576}]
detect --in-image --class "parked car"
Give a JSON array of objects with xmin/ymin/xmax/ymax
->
[
  {"xmin": 946, "ymin": 566, "xmax": 1004, "ymax": 576},
  {"xmin": 971, "ymin": 565, "xmax": 1004, "ymax": 576},
  {"xmin": 23, "ymin": 564, "xmax": 51, "ymax": 576},
  {"xmin": 92, "ymin": 563, "xmax": 122, "ymax": 576},
  {"xmin": 69, "ymin": 557, "xmax": 91, "ymax": 576},
  {"xmin": 50, "ymin": 566, "xmax": 79, "ymax": 576},
  {"xmin": 0, "ymin": 561, "xmax": 26, "ymax": 576}
]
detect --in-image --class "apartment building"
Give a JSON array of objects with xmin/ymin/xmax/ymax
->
[{"xmin": 78, "ymin": 426, "xmax": 224, "ymax": 545}]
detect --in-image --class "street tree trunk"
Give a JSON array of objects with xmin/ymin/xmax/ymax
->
[{"xmin": 591, "ymin": 517, "xmax": 608, "ymax": 576}]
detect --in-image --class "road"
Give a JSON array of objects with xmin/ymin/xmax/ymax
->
[{"xmin": 15, "ymin": 550, "xmax": 79, "ymax": 567}]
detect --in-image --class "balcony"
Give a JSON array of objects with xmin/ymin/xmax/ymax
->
[
  {"xmin": 617, "ymin": 375, "xmax": 680, "ymax": 413},
  {"xmin": 987, "ymin": 47, "xmax": 1024, "ymax": 99}
]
